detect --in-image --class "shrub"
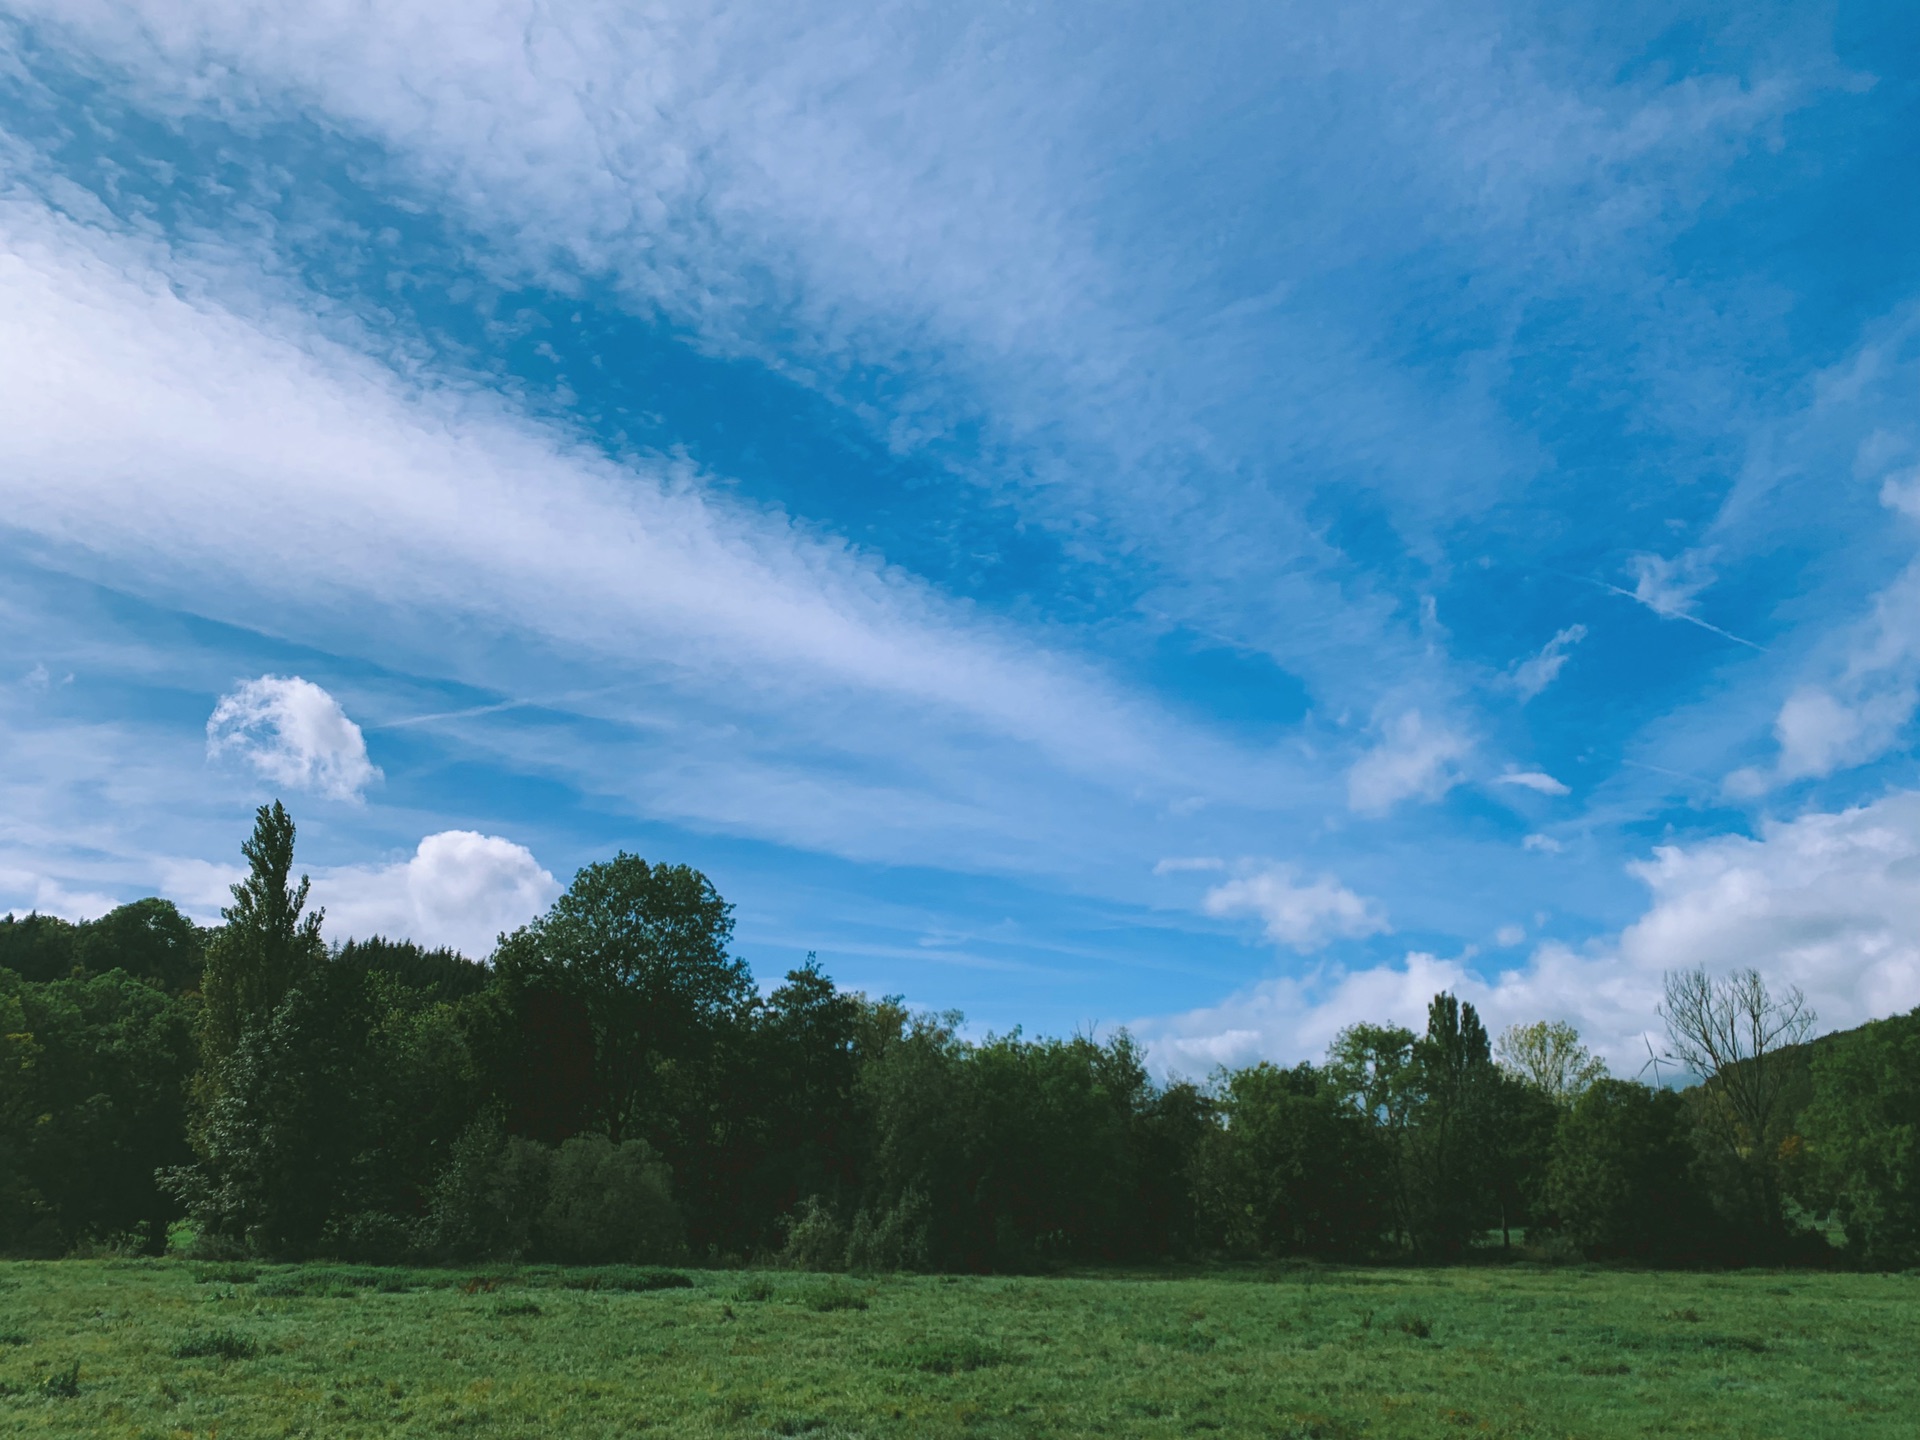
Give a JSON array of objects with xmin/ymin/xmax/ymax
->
[
  {"xmin": 845, "ymin": 1189, "xmax": 930, "ymax": 1273},
  {"xmin": 420, "ymin": 1119, "xmax": 554, "ymax": 1262},
  {"xmin": 778, "ymin": 1197, "xmax": 848, "ymax": 1271},
  {"xmin": 536, "ymin": 1134, "xmax": 682, "ymax": 1265}
]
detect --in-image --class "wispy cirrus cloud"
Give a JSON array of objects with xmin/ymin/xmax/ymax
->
[
  {"xmin": 1347, "ymin": 710, "xmax": 1470, "ymax": 815},
  {"xmin": 1508, "ymin": 623, "xmax": 1586, "ymax": 700}
]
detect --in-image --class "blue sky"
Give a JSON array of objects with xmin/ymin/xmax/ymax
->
[{"xmin": 5, "ymin": 1, "xmax": 1920, "ymax": 1071}]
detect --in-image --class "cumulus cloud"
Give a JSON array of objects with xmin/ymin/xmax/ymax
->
[
  {"xmin": 1509, "ymin": 624, "xmax": 1586, "ymax": 700},
  {"xmin": 1494, "ymin": 924, "xmax": 1526, "ymax": 947},
  {"xmin": 1142, "ymin": 789, "xmax": 1920, "ymax": 1075},
  {"xmin": 1522, "ymin": 833, "xmax": 1564, "ymax": 853},
  {"xmin": 1201, "ymin": 863, "xmax": 1389, "ymax": 953},
  {"xmin": 1346, "ymin": 710, "xmax": 1469, "ymax": 814},
  {"xmin": 1495, "ymin": 768, "xmax": 1570, "ymax": 796},
  {"xmin": 313, "ymin": 830, "xmax": 560, "ymax": 958},
  {"xmin": 206, "ymin": 676, "xmax": 380, "ymax": 801}
]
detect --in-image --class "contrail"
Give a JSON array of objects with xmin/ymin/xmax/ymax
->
[{"xmin": 1589, "ymin": 578, "xmax": 1768, "ymax": 652}]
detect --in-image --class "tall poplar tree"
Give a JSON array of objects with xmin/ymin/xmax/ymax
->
[{"xmin": 197, "ymin": 801, "xmax": 325, "ymax": 1066}]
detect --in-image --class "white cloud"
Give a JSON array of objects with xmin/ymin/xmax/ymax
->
[
  {"xmin": 153, "ymin": 857, "xmax": 247, "ymax": 923},
  {"xmin": 206, "ymin": 675, "xmax": 380, "ymax": 801},
  {"xmin": 1153, "ymin": 856, "xmax": 1225, "ymax": 875},
  {"xmin": 0, "ymin": 867, "xmax": 119, "ymax": 922},
  {"xmin": 313, "ymin": 830, "xmax": 559, "ymax": 958},
  {"xmin": 1141, "ymin": 789, "xmax": 1920, "ymax": 1075},
  {"xmin": 1346, "ymin": 710, "xmax": 1469, "ymax": 814},
  {"xmin": 1729, "ymin": 488, "xmax": 1920, "ymax": 794},
  {"xmin": 1628, "ymin": 548, "xmax": 1716, "ymax": 619},
  {"xmin": 1201, "ymin": 863, "xmax": 1388, "ymax": 953},
  {"xmin": 1509, "ymin": 623, "xmax": 1586, "ymax": 700},
  {"xmin": 1522, "ymin": 832, "xmax": 1564, "ymax": 853},
  {"xmin": 1494, "ymin": 924, "xmax": 1526, "ymax": 947},
  {"xmin": 1495, "ymin": 768, "xmax": 1570, "ymax": 796},
  {"xmin": 0, "ymin": 198, "xmax": 1239, "ymax": 840}
]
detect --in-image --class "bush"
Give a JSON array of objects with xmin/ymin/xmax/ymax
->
[
  {"xmin": 421, "ymin": 1119, "xmax": 554, "ymax": 1262},
  {"xmin": 778, "ymin": 1197, "xmax": 848, "ymax": 1271},
  {"xmin": 537, "ymin": 1134, "xmax": 682, "ymax": 1264},
  {"xmin": 423, "ymin": 1123, "xmax": 682, "ymax": 1264},
  {"xmin": 1546, "ymin": 1080, "xmax": 1712, "ymax": 1262},
  {"xmin": 845, "ymin": 1189, "xmax": 930, "ymax": 1273}
]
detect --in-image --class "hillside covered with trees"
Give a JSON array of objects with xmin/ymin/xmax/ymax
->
[{"xmin": 3, "ymin": 804, "xmax": 1916, "ymax": 1271}]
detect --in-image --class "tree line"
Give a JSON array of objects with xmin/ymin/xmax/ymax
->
[{"xmin": 3, "ymin": 803, "xmax": 1916, "ymax": 1269}]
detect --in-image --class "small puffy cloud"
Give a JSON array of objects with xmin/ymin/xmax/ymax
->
[
  {"xmin": 1628, "ymin": 549, "xmax": 1716, "ymax": 619},
  {"xmin": 314, "ymin": 831, "xmax": 560, "ymax": 958},
  {"xmin": 1202, "ymin": 863, "xmax": 1389, "ymax": 953},
  {"xmin": 1154, "ymin": 856, "xmax": 1226, "ymax": 875},
  {"xmin": 1139, "ymin": 789, "xmax": 1920, "ymax": 1076},
  {"xmin": 1523, "ymin": 833, "xmax": 1564, "ymax": 853},
  {"xmin": 207, "ymin": 676, "xmax": 380, "ymax": 801},
  {"xmin": 1509, "ymin": 624, "xmax": 1586, "ymax": 700},
  {"xmin": 1495, "ymin": 924, "xmax": 1526, "ymax": 947},
  {"xmin": 1495, "ymin": 769, "xmax": 1570, "ymax": 796},
  {"xmin": 1347, "ymin": 710, "xmax": 1469, "ymax": 814}
]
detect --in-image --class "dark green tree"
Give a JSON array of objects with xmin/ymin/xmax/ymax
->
[
  {"xmin": 198, "ymin": 802, "xmax": 325, "ymax": 1064},
  {"xmin": 73, "ymin": 899, "xmax": 207, "ymax": 993},
  {"xmin": 1546, "ymin": 1078, "xmax": 1709, "ymax": 1262},
  {"xmin": 0, "ymin": 911, "xmax": 78, "ymax": 983},
  {"xmin": 494, "ymin": 855, "xmax": 750, "ymax": 1145},
  {"xmin": 1196, "ymin": 1061, "xmax": 1389, "ymax": 1257},
  {"xmin": 1799, "ymin": 1008, "xmax": 1920, "ymax": 1267},
  {"xmin": 1407, "ymin": 993, "xmax": 1499, "ymax": 1255},
  {"xmin": 0, "ymin": 967, "xmax": 197, "ymax": 1254}
]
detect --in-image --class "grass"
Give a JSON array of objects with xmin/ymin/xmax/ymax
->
[{"xmin": 0, "ymin": 1259, "xmax": 1914, "ymax": 1436}]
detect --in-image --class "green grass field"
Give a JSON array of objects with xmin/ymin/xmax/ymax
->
[{"xmin": 0, "ymin": 1259, "xmax": 1913, "ymax": 1438}]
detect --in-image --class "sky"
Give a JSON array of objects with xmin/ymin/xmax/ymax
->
[{"xmin": 4, "ymin": 1, "xmax": 1920, "ymax": 1076}]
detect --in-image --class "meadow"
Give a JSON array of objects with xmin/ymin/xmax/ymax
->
[{"xmin": 0, "ymin": 1260, "xmax": 1913, "ymax": 1438}]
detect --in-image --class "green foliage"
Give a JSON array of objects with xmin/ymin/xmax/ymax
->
[
  {"xmin": 1195, "ymin": 1062, "xmax": 1388, "ymax": 1257},
  {"xmin": 1800, "ymin": 1007, "xmax": 1920, "ymax": 1266},
  {"xmin": 1496, "ymin": 1020, "xmax": 1609, "ymax": 1107},
  {"xmin": 538, "ymin": 1132, "xmax": 682, "ymax": 1264},
  {"xmin": 421, "ymin": 1121, "xmax": 682, "ymax": 1264},
  {"xmin": 0, "ymin": 901, "xmax": 205, "ymax": 992},
  {"xmin": 778, "ymin": 1195, "xmax": 849, "ymax": 1271},
  {"xmin": 1546, "ymin": 1078, "xmax": 1709, "ymax": 1261},
  {"xmin": 0, "ymin": 911, "xmax": 78, "ymax": 983},
  {"xmin": 197, "ymin": 802, "xmax": 326, "ymax": 1065},
  {"xmin": 494, "ymin": 853, "xmax": 749, "ymax": 1145},
  {"xmin": 19, "ymin": 802, "xmax": 1915, "ymax": 1278},
  {"xmin": 0, "ymin": 967, "xmax": 197, "ymax": 1255}
]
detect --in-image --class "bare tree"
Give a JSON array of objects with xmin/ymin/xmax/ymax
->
[
  {"xmin": 1494, "ymin": 1020, "xmax": 1608, "ymax": 1107},
  {"xmin": 1659, "ymin": 966, "xmax": 1814, "ymax": 1228}
]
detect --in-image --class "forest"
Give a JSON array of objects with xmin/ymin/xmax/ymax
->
[{"xmin": 3, "ymin": 802, "xmax": 1916, "ymax": 1272}]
